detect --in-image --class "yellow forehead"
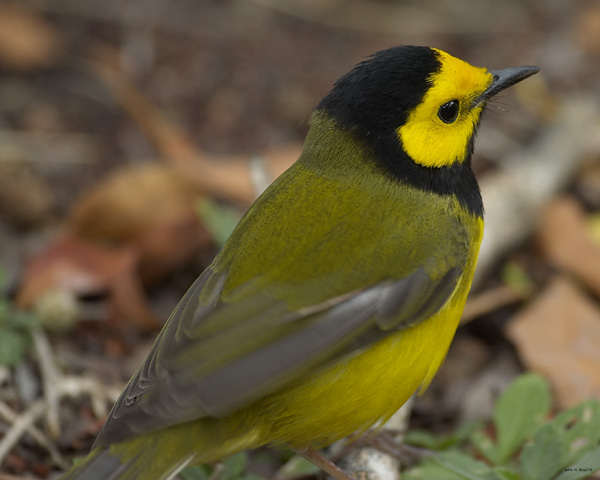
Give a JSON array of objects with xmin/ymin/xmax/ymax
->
[
  {"xmin": 429, "ymin": 48, "xmax": 492, "ymax": 105},
  {"xmin": 397, "ymin": 49, "xmax": 493, "ymax": 168}
]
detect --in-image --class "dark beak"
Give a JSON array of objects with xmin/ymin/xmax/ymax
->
[{"xmin": 473, "ymin": 65, "xmax": 540, "ymax": 107}]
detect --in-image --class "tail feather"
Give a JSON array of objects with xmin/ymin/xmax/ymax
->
[{"xmin": 60, "ymin": 416, "xmax": 262, "ymax": 479}]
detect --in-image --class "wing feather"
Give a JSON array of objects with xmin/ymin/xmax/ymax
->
[{"xmin": 95, "ymin": 259, "xmax": 464, "ymax": 445}]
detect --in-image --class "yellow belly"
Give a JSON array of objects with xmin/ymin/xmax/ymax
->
[{"xmin": 239, "ymin": 287, "xmax": 468, "ymax": 448}]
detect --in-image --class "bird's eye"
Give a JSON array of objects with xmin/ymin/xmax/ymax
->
[{"xmin": 438, "ymin": 100, "xmax": 460, "ymax": 124}]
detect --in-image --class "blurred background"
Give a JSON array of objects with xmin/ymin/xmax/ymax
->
[{"xmin": 0, "ymin": 0, "xmax": 600, "ymax": 478}]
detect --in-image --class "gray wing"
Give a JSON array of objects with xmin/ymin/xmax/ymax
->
[{"xmin": 95, "ymin": 262, "xmax": 463, "ymax": 446}]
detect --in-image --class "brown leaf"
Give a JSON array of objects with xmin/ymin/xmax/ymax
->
[
  {"xmin": 17, "ymin": 235, "xmax": 132, "ymax": 303},
  {"xmin": 506, "ymin": 276, "xmax": 600, "ymax": 408},
  {"xmin": 16, "ymin": 234, "xmax": 159, "ymax": 331},
  {"xmin": 68, "ymin": 164, "xmax": 213, "ymax": 284},
  {"xmin": 537, "ymin": 196, "xmax": 600, "ymax": 297},
  {"xmin": 17, "ymin": 164, "xmax": 215, "ymax": 331},
  {"xmin": 574, "ymin": 1, "xmax": 600, "ymax": 57},
  {"xmin": 461, "ymin": 284, "xmax": 525, "ymax": 325},
  {"xmin": 0, "ymin": 6, "xmax": 62, "ymax": 72}
]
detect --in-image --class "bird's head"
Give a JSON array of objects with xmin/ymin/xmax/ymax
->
[{"xmin": 316, "ymin": 46, "xmax": 538, "ymax": 169}]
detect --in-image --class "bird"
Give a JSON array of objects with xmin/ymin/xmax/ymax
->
[{"xmin": 60, "ymin": 45, "xmax": 539, "ymax": 480}]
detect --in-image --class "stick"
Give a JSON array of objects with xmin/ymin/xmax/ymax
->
[
  {"xmin": 0, "ymin": 400, "xmax": 68, "ymax": 469},
  {"xmin": 0, "ymin": 400, "xmax": 45, "ymax": 466},
  {"xmin": 31, "ymin": 328, "xmax": 61, "ymax": 438},
  {"xmin": 293, "ymin": 447, "xmax": 355, "ymax": 480}
]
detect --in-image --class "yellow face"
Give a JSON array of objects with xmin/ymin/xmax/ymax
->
[{"xmin": 397, "ymin": 49, "xmax": 493, "ymax": 168}]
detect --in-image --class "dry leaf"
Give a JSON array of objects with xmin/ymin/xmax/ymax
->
[
  {"xmin": 17, "ymin": 164, "xmax": 214, "ymax": 331},
  {"xmin": 0, "ymin": 6, "xmax": 62, "ymax": 72},
  {"xmin": 537, "ymin": 196, "xmax": 600, "ymax": 297},
  {"xmin": 574, "ymin": 1, "xmax": 600, "ymax": 57},
  {"xmin": 506, "ymin": 276, "xmax": 600, "ymax": 408},
  {"xmin": 16, "ymin": 235, "xmax": 158, "ymax": 331},
  {"xmin": 68, "ymin": 164, "xmax": 212, "ymax": 284}
]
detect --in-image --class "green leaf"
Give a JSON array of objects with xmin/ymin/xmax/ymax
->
[
  {"xmin": 550, "ymin": 399, "xmax": 600, "ymax": 468},
  {"xmin": 181, "ymin": 453, "xmax": 262, "ymax": 480},
  {"xmin": 439, "ymin": 420, "xmax": 484, "ymax": 450},
  {"xmin": 8, "ymin": 310, "xmax": 39, "ymax": 330},
  {"xmin": 179, "ymin": 465, "xmax": 211, "ymax": 480},
  {"xmin": 405, "ymin": 429, "xmax": 444, "ymax": 450},
  {"xmin": 432, "ymin": 451, "xmax": 499, "ymax": 480},
  {"xmin": 520, "ymin": 424, "xmax": 564, "ymax": 480},
  {"xmin": 554, "ymin": 446, "xmax": 600, "ymax": 480},
  {"xmin": 501, "ymin": 261, "xmax": 534, "ymax": 297},
  {"xmin": 471, "ymin": 429, "xmax": 501, "ymax": 465},
  {"xmin": 0, "ymin": 267, "xmax": 6, "ymax": 290},
  {"xmin": 453, "ymin": 420, "xmax": 485, "ymax": 442},
  {"xmin": 404, "ymin": 461, "xmax": 470, "ymax": 480},
  {"xmin": 222, "ymin": 452, "xmax": 248, "ymax": 480},
  {"xmin": 492, "ymin": 468, "xmax": 522, "ymax": 480},
  {"xmin": 494, "ymin": 374, "xmax": 551, "ymax": 462},
  {"xmin": 0, "ymin": 327, "xmax": 28, "ymax": 366},
  {"xmin": 407, "ymin": 421, "xmax": 483, "ymax": 451},
  {"xmin": 0, "ymin": 299, "xmax": 9, "ymax": 323},
  {"xmin": 196, "ymin": 199, "xmax": 241, "ymax": 247}
]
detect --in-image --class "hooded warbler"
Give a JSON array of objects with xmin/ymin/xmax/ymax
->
[{"xmin": 61, "ymin": 46, "xmax": 538, "ymax": 479}]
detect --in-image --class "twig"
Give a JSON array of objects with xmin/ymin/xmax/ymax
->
[
  {"xmin": 56, "ymin": 374, "xmax": 122, "ymax": 419},
  {"xmin": 0, "ymin": 400, "xmax": 68, "ymax": 469},
  {"xmin": 2, "ymin": 328, "xmax": 120, "ymax": 469},
  {"xmin": 461, "ymin": 284, "xmax": 526, "ymax": 325},
  {"xmin": 0, "ymin": 399, "xmax": 45, "ymax": 466},
  {"xmin": 31, "ymin": 328, "xmax": 61, "ymax": 438},
  {"xmin": 207, "ymin": 462, "xmax": 226, "ymax": 480},
  {"xmin": 369, "ymin": 435, "xmax": 433, "ymax": 465},
  {"xmin": 0, "ymin": 371, "xmax": 120, "ymax": 469},
  {"xmin": 294, "ymin": 447, "xmax": 354, "ymax": 480}
]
